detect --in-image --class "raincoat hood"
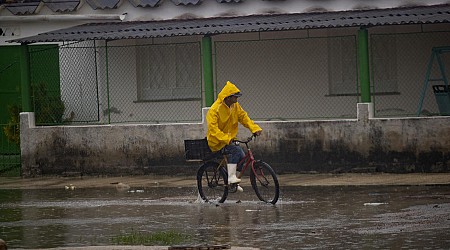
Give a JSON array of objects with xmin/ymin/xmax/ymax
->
[
  {"xmin": 206, "ymin": 81, "xmax": 261, "ymax": 152},
  {"xmin": 217, "ymin": 81, "xmax": 241, "ymax": 103}
]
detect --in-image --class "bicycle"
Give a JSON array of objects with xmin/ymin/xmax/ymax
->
[{"xmin": 185, "ymin": 135, "xmax": 279, "ymax": 204}]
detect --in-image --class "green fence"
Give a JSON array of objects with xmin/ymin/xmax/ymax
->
[
  {"xmin": 0, "ymin": 122, "xmax": 20, "ymax": 177},
  {"xmin": 29, "ymin": 45, "xmax": 65, "ymax": 125},
  {"xmin": 0, "ymin": 44, "xmax": 63, "ymax": 176},
  {"xmin": 0, "ymin": 46, "xmax": 21, "ymax": 176}
]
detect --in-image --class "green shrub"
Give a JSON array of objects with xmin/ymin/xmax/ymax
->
[
  {"xmin": 3, "ymin": 104, "xmax": 20, "ymax": 146},
  {"xmin": 32, "ymin": 83, "xmax": 65, "ymax": 124},
  {"xmin": 3, "ymin": 83, "xmax": 65, "ymax": 145}
]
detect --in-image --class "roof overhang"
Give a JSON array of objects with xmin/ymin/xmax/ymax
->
[{"xmin": 8, "ymin": 3, "xmax": 450, "ymax": 44}]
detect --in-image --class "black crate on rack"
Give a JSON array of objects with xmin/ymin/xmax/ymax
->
[{"xmin": 184, "ymin": 138, "xmax": 212, "ymax": 161}]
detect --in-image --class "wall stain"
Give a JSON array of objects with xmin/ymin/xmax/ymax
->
[{"xmin": 22, "ymin": 115, "xmax": 450, "ymax": 176}]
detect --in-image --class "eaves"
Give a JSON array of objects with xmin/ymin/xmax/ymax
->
[{"xmin": 8, "ymin": 3, "xmax": 450, "ymax": 44}]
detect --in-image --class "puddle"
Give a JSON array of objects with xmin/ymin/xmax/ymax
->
[{"xmin": 1, "ymin": 185, "xmax": 449, "ymax": 249}]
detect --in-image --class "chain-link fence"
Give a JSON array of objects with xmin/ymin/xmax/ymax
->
[
  {"xmin": 27, "ymin": 29, "xmax": 450, "ymax": 125},
  {"xmin": 371, "ymin": 31, "xmax": 450, "ymax": 117},
  {"xmin": 30, "ymin": 40, "xmax": 204, "ymax": 125},
  {"xmin": 58, "ymin": 41, "xmax": 100, "ymax": 123},
  {"xmin": 214, "ymin": 35, "xmax": 360, "ymax": 120},
  {"xmin": 102, "ymin": 40, "xmax": 203, "ymax": 124}
]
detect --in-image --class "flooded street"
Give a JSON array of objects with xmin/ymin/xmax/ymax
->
[{"xmin": 1, "ymin": 184, "xmax": 450, "ymax": 249}]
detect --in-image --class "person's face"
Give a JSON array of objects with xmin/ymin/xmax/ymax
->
[
  {"xmin": 229, "ymin": 96, "xmax": 238, "ymax": 103},
  {"xmin": 225, "ymin": 95, "xmax": 238, "ymax": 106}
]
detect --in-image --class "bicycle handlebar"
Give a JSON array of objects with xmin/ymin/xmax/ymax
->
[{"xmin": 232, "ymin": 134, "xmax": 257, "ymax": 145}]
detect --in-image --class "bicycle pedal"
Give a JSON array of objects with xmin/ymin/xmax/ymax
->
[{"xmin": 229, "ymin": 183, "xmax": 238, "ymax": 193}]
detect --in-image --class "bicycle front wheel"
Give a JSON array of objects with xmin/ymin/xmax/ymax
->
[
  {"xmin": 197, "ymin": 161, "xmax": 228, "ymax": 203},
  {"xmin": 250, "ymin": 161, "xmax": 280, "ymax": 204}
]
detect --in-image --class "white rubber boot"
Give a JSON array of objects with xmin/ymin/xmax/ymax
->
[
  {"xmin": 236, "ymin": 171, "xmax": 243, "ymax": 192},
  {"xmin": 227, "ymin": 164, "xmax": 241, "ymax": 184}
]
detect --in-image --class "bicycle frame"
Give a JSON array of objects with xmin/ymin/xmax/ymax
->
[
  {"xmin": 215, "ymin": 137, "xmax": 265, "ymax": 184},
  {"xmin": 237, "ymin": 146, "xmax": 254, "ymax": 179}
]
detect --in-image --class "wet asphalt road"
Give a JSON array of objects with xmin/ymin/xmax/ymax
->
[{"xmin": 1, "ymin": 174, "xmax": 449, "ymax": 249}]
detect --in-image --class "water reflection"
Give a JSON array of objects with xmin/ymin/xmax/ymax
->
[{"xmin": 0, "ymin": 185, "xmax": 449, "ymax": 249}]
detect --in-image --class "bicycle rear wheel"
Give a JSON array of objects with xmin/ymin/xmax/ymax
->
[
  {"xmin": 197, "ymin": 161, "xmax": 228, "ymax": 203},
  {"xmin": 250, "ymin": 161, "xmax": 280, "ymax": 204}
]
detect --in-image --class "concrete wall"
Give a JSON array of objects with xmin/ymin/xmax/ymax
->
[{"xmin": 20, "ymin": 104, "xmax": 450, "ymax": 177}]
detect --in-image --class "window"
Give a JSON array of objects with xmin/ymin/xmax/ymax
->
[
  {"xmin": 327, "ymin": 36, "xmax": 358, "ymax": 96},
  {"xmin": 136, "ymin": 43, "xmax": 201, "ymax": 101},
  {"xmin": 371, "ymin": 35, "xmax": 399, "ymax": 94},
  {"xmin": 327, "ymin": 35, "xmax": 399, "ymax": 96}
]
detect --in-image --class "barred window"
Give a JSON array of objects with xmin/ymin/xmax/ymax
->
[{"xmin": 136, "ymin": 43, "xmax": 202, "ymax": 101}]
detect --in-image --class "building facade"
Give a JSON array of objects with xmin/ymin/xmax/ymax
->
[{"xmin": 1, "ymin": 0, "xmax": 450, "ymax": 175}]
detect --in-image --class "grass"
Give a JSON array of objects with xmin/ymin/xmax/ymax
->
[{"xmin": 111, "ymin": 229, "xmax": 192, "ymax": 246}]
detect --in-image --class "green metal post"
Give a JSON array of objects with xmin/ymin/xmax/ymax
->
[
  {"xmin": 202, "ymin": 36, "xmax": 214, "ymax": 106},
  {"xmin": 19, "ymin": 44, "xmax": 32, "ymax": 112},
  {"xmin": 358, "ymin": 28, "xmax": 371, "ymax": 103}
]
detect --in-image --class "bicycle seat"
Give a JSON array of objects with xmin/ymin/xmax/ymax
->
[{"xmin": 202, "ymin": 149, "xmax": 225, "ymax": 161}]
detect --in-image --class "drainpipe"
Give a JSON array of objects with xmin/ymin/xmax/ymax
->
[
  {"xmin": 202, "ymin": 35, "xmax": 214, "ymax": 107},
  {"xmin": 358, "ymin": 27, "xmax": 371, "ymax": 103},
  {"xmin": 19, "ymin": 43, "xmax": 32, "ymax": 112}
]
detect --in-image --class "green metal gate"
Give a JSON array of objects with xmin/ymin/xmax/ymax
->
[
  {"xmin": 0, "ymin": 44, "xmax": 61, "ymax": 176},
  {"xmin": 0, "ymin": 46, "xmax": 21, "ymax": 176}
]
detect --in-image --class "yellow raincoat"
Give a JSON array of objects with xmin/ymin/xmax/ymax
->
[{"xmin": 206, "ymin": 81, "xmax": 262, "ymax": 152}]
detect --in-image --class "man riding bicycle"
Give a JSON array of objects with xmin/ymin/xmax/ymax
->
[{"xmin": 206, "ymin": 81, "xmax": 262, "ymax": 192}]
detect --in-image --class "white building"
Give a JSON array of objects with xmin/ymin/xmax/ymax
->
[
  {"xmin": 2, "ymin": 0, "xmax": 450, "ymax": 176},
  {"xmin": 1, "ymin": 0, "xmax": 450, "ymax": 125}
]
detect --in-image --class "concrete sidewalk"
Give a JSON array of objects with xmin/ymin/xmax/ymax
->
[{"xmin": 1, "ymin": 173, "xmax": 450, "ymax": 190}]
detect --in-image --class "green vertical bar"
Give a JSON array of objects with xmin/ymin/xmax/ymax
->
[
  {"xmin": 202, "ymin": 36, "xmax": 214, "ymax": 106},
  {"xmin": 19, "ymin": 44, "xmax": 32, "ymax": 112},
  {"xmin": 358, "ymin": 28, "xmax": 371, "ymax": 103}
]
